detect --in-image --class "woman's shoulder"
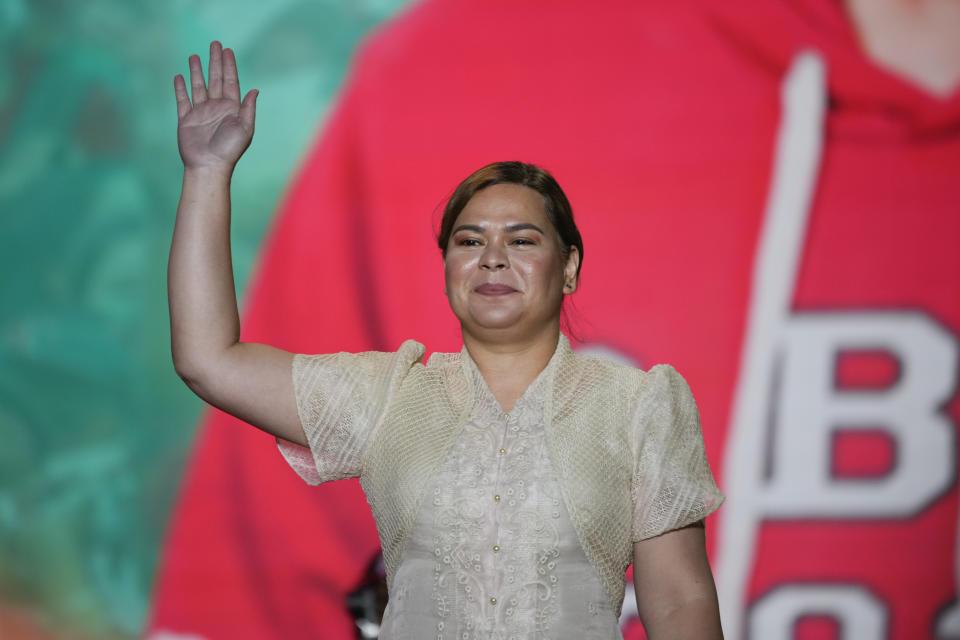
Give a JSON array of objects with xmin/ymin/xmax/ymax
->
[
  {"xmin": 296, "ymin": 339, "xmax": 426, "ymax": 362},
  {"xmin": 562, "ymin": 350, "xmax": 692, "ymax": 401},
  {"xmin": 293, "ymin": 339, "xmax": 428, "ymax": 384},
  {"xmin": 553, "ymin": 349, "xmax": 642, "ymax": 407},
  {"xmin": 561, "ymin": 347, "xmax": 655, "ymax": 381},
  {"xmin": 396, "ymin": 338, "xmax": 427, "ymax": 360}
]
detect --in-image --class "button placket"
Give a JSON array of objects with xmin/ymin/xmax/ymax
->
[
  {"xmin": 489, "ymin": 409, "xmax": 512, "ymax": 615},
  {"xmin": 416, "ymin": 351, "xmax": 616, "ymax": 636}
]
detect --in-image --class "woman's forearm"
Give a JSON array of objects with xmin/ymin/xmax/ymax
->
[
  {"xmin": 168, "ymin": 165, "xmax": 241, "ymax": 381},
  {"xmin": 633, "ymin": 524, "xmax": 724, "ymax": 640},
  {"xmin": 643, "ymin": 594, "xmax": 724, "ymax": 640}
]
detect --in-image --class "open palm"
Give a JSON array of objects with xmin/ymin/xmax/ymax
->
[{"xmin": 174, "ymin": 41, "xmax": 258, "ymax": 171}]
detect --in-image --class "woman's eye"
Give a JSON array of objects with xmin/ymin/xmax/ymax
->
[
  {"xmin": 458, "ymin": 238, "xmax": 481, "ymax": 247},
  {"xmin": 511, "ymin": 238, "xmax": 535, "ymax": 246}
]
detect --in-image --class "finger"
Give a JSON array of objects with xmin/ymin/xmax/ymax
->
[
  {"xmin": 239, "ymin": 89, "xmax": 258, "ymax": 132},
  {"xmin": 188, "ymin": 54, "xmax": 207, "ymax": 104},
  {"xmin": 222, "ymin": 48, "xmax": 241, "ymax": 102},
  {"xmin": 173, "ymin": 74, "xmax": 191, "ymax": 119},
  {"xmin": 207, "ymin": 40, "xmax": 223, "ymax": 99}
]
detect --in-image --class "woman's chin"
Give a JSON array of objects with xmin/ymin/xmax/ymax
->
[
  {"xmin": 463, "ymin": 310, "xmax": 525, "ymax": 333},
  {"xmin": 453, "ymin": 302, "xmax": 561, "ymax": 338},
  {"xmin": 465, "ymin": 315, "xmax": 563, "ymax": 342}
]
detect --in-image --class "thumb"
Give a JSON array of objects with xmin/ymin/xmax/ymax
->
[{"xmin": 240, "ymin": 89, "xmax": 258, "ymax": 131}]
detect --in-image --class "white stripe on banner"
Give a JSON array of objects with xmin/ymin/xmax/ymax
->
[{"xmin": 715, "ymin": 51, "xmax": 827, "ymax": 640}]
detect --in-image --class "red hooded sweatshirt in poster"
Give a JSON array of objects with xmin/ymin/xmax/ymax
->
[{"xmin": 148, "ymin": 1, "xmax": 960, "ymax": 639}]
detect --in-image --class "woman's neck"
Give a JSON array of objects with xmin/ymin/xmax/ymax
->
[{"xmin": 462, "ymin": 324, "xmax": 561, "ymax": 414}]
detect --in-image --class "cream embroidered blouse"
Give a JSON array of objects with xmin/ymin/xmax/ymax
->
[
  {"xmin": 278, "ymin": 335, "xmax": 724, "ymax": 638},
  {"xmin": 380, "ymin": 350, "xmax": 620, "ymax": 639}
]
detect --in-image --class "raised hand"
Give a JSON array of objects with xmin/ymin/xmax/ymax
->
[{"xmin": 174, "ymin": 41, "xmax": 258, "ymax": 173}]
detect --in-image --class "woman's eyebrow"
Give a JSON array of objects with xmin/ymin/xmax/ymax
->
[
  {"xmin": 505, "ymin": 223, "xmax": 544, "ymax": 234},
  {"xmin": 451, "ymin": 223, "xmax": 485, "ymax": 235},
  {"xmin": 451, "ymin": 222, "xmax": 545, "ymax": 234}
]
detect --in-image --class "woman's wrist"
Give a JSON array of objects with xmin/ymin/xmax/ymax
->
[{"xmin": 182, "ymin": 163, "xmax": 235, "ymax": 185}]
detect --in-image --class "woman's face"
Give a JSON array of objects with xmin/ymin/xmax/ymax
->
[{"xmin": 443, "ymin": 183, "xmax": 579, "ymax": 340}]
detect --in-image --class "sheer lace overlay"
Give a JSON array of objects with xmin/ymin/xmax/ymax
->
[
  {"xmin": 277, "ymin": 334, "xmax": 724, "ymax": 628},
  {"xmin": 381, "ymin": 355, "xmax": 621, "ymax": 639}
]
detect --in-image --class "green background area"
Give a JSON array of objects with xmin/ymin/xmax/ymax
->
[{"xmin": 0, "ymin": 0, "xmax": 409, "ymax": 636}]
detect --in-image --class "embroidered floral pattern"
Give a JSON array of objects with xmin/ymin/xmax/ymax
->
[{"xmin": 382, "ymin": 360, "xmax": 620, "ymax": 639}]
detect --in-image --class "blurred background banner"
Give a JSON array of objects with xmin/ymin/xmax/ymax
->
[{"xmin": 1, "ymin": 1, "xmax": 958, "ymax": 639}]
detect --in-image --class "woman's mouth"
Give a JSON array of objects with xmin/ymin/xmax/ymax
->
[{"xmin": 475, "ymin": 283, "xmax": 517, "ymax": 296}]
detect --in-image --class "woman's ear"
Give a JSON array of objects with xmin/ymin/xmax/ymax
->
[
  {"xmin": 442, "ymin": 253, "xmax": 451, "ymax": 297},
  {"xmin": 563, "ymin": 246, "xmax": 580, "ymax": 294}
]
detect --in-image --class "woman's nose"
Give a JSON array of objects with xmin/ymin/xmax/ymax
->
[{"xmin": 480, "ymin": 244, "xmax": 508, "ymax": 270}]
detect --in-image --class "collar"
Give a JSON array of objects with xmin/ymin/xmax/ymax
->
[{"xmin": 457, "ymin": 333, "xmax": 571, "ymax": 418}]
